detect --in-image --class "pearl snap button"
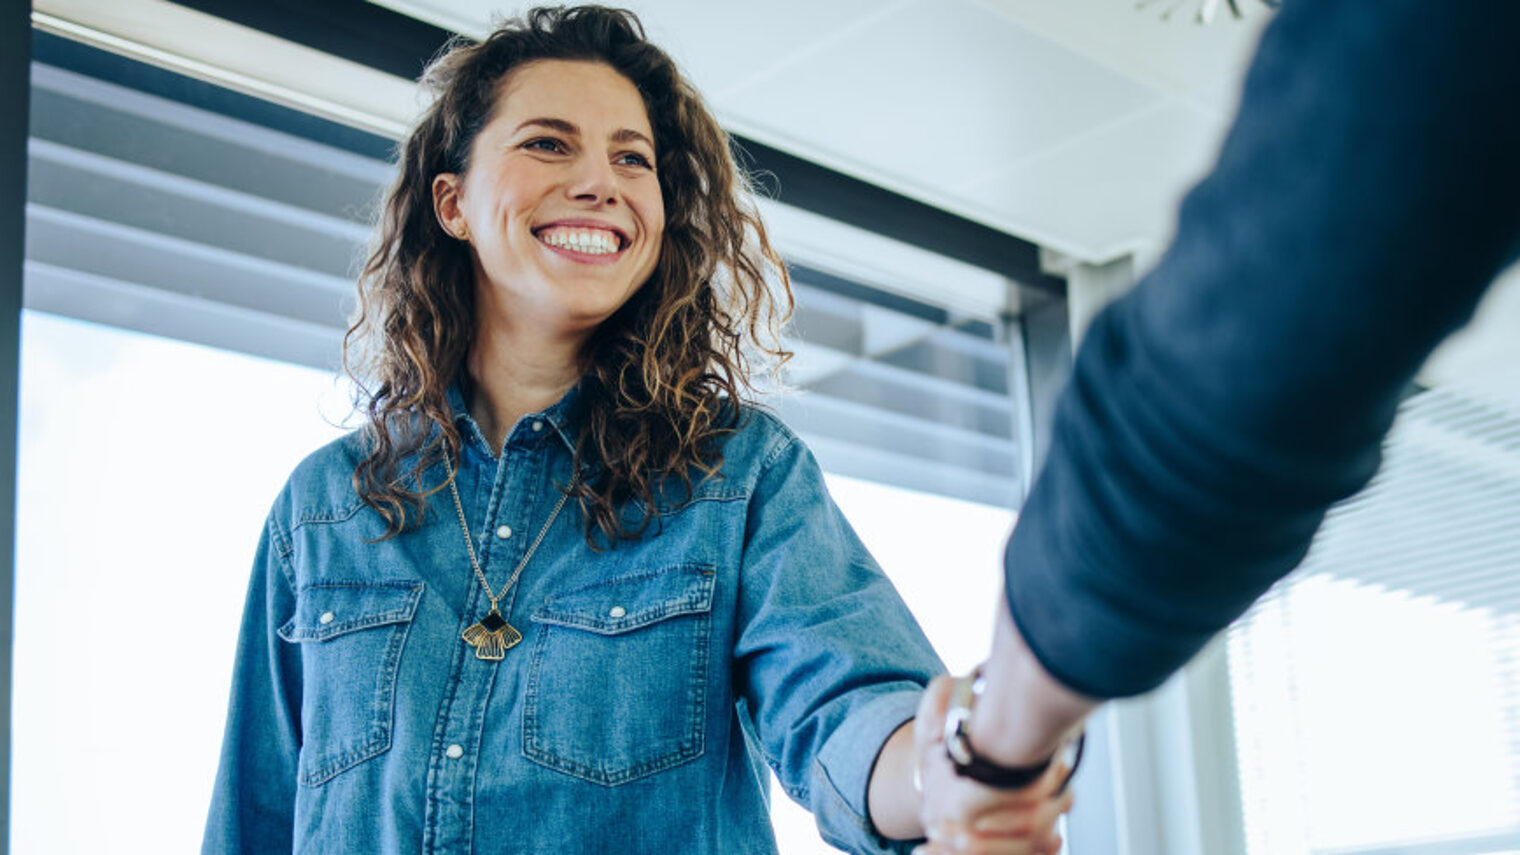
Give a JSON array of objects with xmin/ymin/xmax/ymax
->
[
  {"xmin": 608, "ymin": 606, "xmax": 627, "ymax": 618},
  {"xmin": 319, "ymin": 611, "xmax": 335, "ymax": 625},
  {"xmin": 531, "ymin": 420, "xmax": 544, "ymax": 432},
  {"xmin": 445, "ymin": 744, "xmax": 464, "ymax": 759},
  {"xmin": 496, "ymin": 525, "xmax": 512, "ymax": 539}
]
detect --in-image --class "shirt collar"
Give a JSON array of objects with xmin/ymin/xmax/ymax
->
[{"xmin": 446, "ymin": 378, "xmax": 583, "ymax": 458}]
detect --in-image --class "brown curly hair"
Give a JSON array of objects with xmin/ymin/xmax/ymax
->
[{"xmin": 345, "ymin": 5, "xmax": 792, "ymax": 545}]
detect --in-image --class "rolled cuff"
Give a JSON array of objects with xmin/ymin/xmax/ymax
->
[{"xmin": 813, "ymin": 687, "xmax": 925, "ymax": 854}]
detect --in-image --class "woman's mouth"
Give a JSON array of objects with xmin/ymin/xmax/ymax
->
[{"xmin": 534, "ymin": 225, "xmax": 628, "ymax": 257}]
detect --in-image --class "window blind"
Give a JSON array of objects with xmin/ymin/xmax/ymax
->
[{"xmin": 1227, "ymin": 386, "xmax": 1520, "ymax": 855}]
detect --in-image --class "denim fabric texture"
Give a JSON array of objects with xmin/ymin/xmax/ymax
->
[{"xmin": 205, "ymin": 385, "xmax": 943, "ymax": 854}]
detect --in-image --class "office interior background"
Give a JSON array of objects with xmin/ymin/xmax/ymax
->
[{"xmin": 4, "ymin": 0, "xmax": 1519, "ymax": 853}]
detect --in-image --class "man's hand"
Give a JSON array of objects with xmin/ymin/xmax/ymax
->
[{"xmin": 911, "ymin": 676, "xmax": 1073, "ymax": 855}]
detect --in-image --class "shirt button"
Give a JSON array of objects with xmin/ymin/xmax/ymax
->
[
  {"xmin": 445, "ymin": 744, "xmax": 464, "ymax": 759},
  {"xmin": 531, "ymin": 420, "xmax": 544, "ymax": 432},
  {"xmin": 496, "ymin": 525, "xmax": 513, "ymax": 539},
  {"xmin": 608, "ymin": 606, "xmax": 626, "ymax": 618},
  {"xmin": 319, "ymin": 611, "xmax": 335, "ymax": 624}
]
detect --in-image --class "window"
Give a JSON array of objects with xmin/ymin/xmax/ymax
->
[
  {"xmin": 12, "ymin": 312, "xmax": 348, "ymax": 853},
  {"xmin": 1226, "ymin": 387, "xmax": 1520, "ymax": 855}
]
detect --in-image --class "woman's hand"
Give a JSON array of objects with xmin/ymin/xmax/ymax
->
[{"xmin": 911, "ymin": 676, "xmax": 1074, "ymax": 855}]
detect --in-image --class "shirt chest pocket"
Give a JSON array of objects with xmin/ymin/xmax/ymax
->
[
  {"xmin": 278, "ymin": 580, "xmax": 423, "ymax": 786},
  {"xmin": 524, "ymin": 563, "xmax": 716, "ymax": 786}
]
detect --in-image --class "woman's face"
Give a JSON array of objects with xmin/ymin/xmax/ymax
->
[{"xmin": 434, "ymin": 59, "xmax": 665, "ymax": 344}]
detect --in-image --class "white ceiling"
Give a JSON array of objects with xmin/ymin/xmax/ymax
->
[{"xmin": 375, "ymin": 0, "xmax": 1275, "ymax": 264}]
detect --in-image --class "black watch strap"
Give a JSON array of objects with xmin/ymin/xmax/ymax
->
[{"xmin": 942, "ymin": 666, "xmax": 1086, "ymax": 793}]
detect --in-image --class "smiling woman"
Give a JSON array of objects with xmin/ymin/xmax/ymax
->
[
  {"xmin": 430, "ymin": 61, "xmax": 665, "ymax": 360},
  {"xmin": 201, "ymin": 6, "xmax": 1071, "ymax": 854}
]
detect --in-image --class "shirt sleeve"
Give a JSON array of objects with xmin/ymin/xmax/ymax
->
[
  {"xmin": 732, "ymin": 424, "xmax": 944, "ymax": 854},
  {"xmin": 1004, "ymin": 0, "xmax": 1520, "ymax": 699},
  {"xmin": 202, "ymin": 510, "xmax": 303, "ymax": 854}
]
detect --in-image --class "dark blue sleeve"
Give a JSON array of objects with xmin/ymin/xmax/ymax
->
[{"xmin": 1003, "ymin": 0, "xmax": 1520, "ymax": 699}]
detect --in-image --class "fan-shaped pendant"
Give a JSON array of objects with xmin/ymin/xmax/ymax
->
[{"xmin": 461, "ymin": 608, "xmax": 521, "ymax": 660}]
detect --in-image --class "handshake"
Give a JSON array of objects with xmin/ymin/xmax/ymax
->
[{"xmin": 894, "ymin": 669, "xmax": 1086, "ymax": 855}]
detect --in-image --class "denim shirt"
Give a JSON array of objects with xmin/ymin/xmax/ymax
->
[{"xmin": 204, "ymin": 387, "xmax": 943, "ymax": 854}]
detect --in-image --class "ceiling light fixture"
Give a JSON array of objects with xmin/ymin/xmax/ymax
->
[{"xmin": 1137, "ymin": 0, "xmax": 1281, "ymax": 24}]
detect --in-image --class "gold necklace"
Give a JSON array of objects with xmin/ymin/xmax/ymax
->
[{"xmin": 445, "ymin": 453, "xmax": 569, "ymax": 660}]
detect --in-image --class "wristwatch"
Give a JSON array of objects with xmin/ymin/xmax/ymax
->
[{"xmin": 943, "ymin": 665, "xmax": 1085, "ymax": 793}]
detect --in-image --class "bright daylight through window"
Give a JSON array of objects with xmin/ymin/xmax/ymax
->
[{"xmin": 1227, "ymin": 387, "xmax": 1520, "ymax": 855}]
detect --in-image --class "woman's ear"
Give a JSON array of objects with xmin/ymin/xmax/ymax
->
[{"xmin": 432, "ymin": 173, "xmax": 469, "ymax": 242}]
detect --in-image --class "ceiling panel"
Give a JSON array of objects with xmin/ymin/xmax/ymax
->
[
  {"xmin": 953, "ymin": 98, "xmax": 1225, "ymax": 260},
  {"xmin": 722, "ymin": 0, "xmax": 1160, "ymax": 191},
  {"xmin": 975, "ymin": 0, "xmax": 1272, "ymax": 114},
  {"xmin": 371, "ymin": 0, "xmax": 893, "ymax": 96},
  {"xmin": 623, "ymin": 0, "xmax": 902, "ymax": 98}
]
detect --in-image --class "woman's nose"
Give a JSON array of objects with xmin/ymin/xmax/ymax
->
[{"xmin": 567, "ymin": 155, "xmax": 619, "ymax": 206}]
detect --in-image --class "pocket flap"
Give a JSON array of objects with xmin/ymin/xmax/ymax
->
[
  {"xmin": 533, "ymin": 564, "xmax": 715, "ymax": 635},
  {"xmin": 279, "ymin": 580, "xmax": 424, "ymax": 642}
]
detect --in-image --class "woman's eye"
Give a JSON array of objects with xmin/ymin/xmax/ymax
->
[
  {"xmin": 616, "ymin": 152, "xmax": 653, "ymax": 169},
  {"xmin": 524, "ymin": 137, "xmax": 566, "ymax": 154}
]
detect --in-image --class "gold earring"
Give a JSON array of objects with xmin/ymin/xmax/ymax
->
[{"xmin": 456, "ymin": 225, "xmax": 470, "ymax": 243}]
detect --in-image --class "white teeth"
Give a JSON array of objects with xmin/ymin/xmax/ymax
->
[{"xmin": 538, "ymin": 228, "xmax": 620, "ymax": 255}]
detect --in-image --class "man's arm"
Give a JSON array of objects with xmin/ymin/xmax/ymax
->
[{"xmin": 1003, "ymin": 0, "xmax": 1520, "ymax": 706}]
